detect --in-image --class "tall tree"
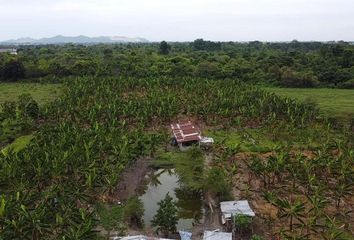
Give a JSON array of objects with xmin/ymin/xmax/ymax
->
[
  {"xmin": 151, "ymin": 193, "xmax": 178, "ymax": 237},
  {"xmin": 2, "ymin": 59, "xmax": 25, "ymax": 81},
  {"xmin": 159, "ymin": 41, "xmax": 171, "ymax": 55}
]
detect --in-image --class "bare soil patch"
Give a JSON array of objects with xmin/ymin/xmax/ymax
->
[{"xmin": 113, "ymin": 157, "xmax": 151, "ymax": 202}]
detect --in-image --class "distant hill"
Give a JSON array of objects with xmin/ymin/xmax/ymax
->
[{"xmin": 0, "ymin": 35, "xmax": 149, "ymax": 45}]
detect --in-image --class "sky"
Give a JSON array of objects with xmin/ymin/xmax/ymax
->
[{"xmin": 0, "ymin": 0, "xmax": 353, "ymax": 42}]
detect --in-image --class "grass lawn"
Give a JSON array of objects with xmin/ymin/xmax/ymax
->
[
  {"xmin": 265, "ymin": 87, "xmax": 354, "ymax": 121},
  {"xmin": 0, "ymin": 82, "xmax": 62, "ymax": 105}
]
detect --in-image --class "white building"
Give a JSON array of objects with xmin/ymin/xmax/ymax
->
[
  {"xmin": 203, "ymin": 230, "xmax": 232, "ymax": 240},
  {"xmin": 0, "ymin": 48, "xmax": 17, "ymax": 55},
  {"xmin": 111, "ymin": 235, "xmax": 174, "ymax": 240},
  {"xmin": 220, "ymin": 200, "xmax": 255, "ymax": 224}
]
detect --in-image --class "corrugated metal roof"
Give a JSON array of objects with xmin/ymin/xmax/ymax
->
[
  {"xmin": 112, "ymin": 235, "xmax": 174, "ymax": 240},
  {"xmin": 220, "ymin": 200, "xmax": 255, "ymax": 217},
  {"xmin": 203, "ymin": 231, "xmax": 232, "ymax": 240},
  {"xmin": 171, "ymin": 121, "xmax": 201, "ymax": 143},
  {"xmin": 179, "ymin": 231, "xmax": 192, "ymax": 240}
]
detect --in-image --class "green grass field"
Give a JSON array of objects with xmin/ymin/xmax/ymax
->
[
  {"xmin": 265, "ymin": 87, "xmax": 354, "ymax": 120},
  {"xmin": 0, "ymin": 82, "xmax": 62, "ymax": 105}
]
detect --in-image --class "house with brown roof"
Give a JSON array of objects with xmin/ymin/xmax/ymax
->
[{"xmin": 170, "ymin": 121, "xmax": 213, "ymax": 151}]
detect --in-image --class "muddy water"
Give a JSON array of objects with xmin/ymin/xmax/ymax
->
[{"xmin": 139, "ymin": 168, "xmax": 203, "ymax": 231}]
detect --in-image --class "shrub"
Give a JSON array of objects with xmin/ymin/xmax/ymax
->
[
  {"xmin": 339, "ymin": 79, "xmax": 354, "ymax": 89},
  {"xmin": 0, "ymin": 101, "xmax": 16, "ymax": 119},
  {"xmin": 234, "ymin": 214, "xmax": 253, "ymax": 233},
  {"xmin": 280, "ymin": 68, "xmax": 319, "ymax": 88},
  {"xmin": 96, "ymin": 204, "xmax": 126, "ymax": 235},
  {"xmin": 2, "ymin": 59, "xmax": 25, "ymax": 81},
  {"xmin": 204, "ymin": 167, "xmax": 231, "ymax": 200},
  {"xmin": 17, "ymin": 94, "xmax": 39, "ymax": 119},
  {"xmin": 123, "ymin": 197, "xmax": 144, "ymax": 227},
  {"xmin": 250, "ymin": 234, "xmax": 265, "ymax": 240},
  {"xmin": 25, "ymin": 100, "xmax": 40, "ymax": 119}
]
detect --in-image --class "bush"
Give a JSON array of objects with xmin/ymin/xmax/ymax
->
[
  {"xmin": 25, "ymin": 100, "xmax": 40, "ymax": 119},
  {"xmin": 234, "ymin": 214, "xmax": 253, "ymax": 232},
  {"xmin": 250, "ymin": 235, "xmax": 265, "ymax": 240},
  {"xmin": 17, "ymin": 94, "xmax": 39, "ymax": 119},
  {"xmin": 123, "ymin": 197, "xmax": 144, "ymax": 227},
  {"xmin": 204, "ymin": 167, "xmax": 231, "ymax": 200},
  {"xmin": 96, "ymin": 204, "xmax": 126, "ymax": 235},
  {"xmin": 339, "ymin": 79, "xmax": 354, "ymax": 89},
  {"xmin": 0, "ymin": 101, "xmax": 17, "ymax": 119},
  {"xmin": 2, "ymin": 60, "xmax": 25, "ymax": 81},
  {"xmin": 280, "ymin": 68, "xmax": 319, "ymax": 88},
  {"xmin": 195, "ymin": 61, "xmax": 220, "ymax": 78}
]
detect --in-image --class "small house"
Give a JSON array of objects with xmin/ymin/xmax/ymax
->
[
  {"xmin": 170, "ymin": 121, "xmax": 214, "ymax": 151},
  {"xmin": 203, "ymin": 230, "xmax": 232, "ymax": 240},
  {"xmin": 171, "ymin": 121, "xmax": 202, "ymax": 151},
  {"xmin": 220, "ymin": 200, "xmax": 255, "ymax": 225}
]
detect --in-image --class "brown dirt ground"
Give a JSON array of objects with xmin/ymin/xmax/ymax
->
[
  {"xmin": 228, "ymin": 151, "xmax": 354, "ymax": 240},
  {"xmin": 113, "ymin": 157, "xmax": 151, "ymax": 202}
]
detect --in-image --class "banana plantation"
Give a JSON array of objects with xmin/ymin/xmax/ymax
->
[{"xmin": 0, "ymin": 76, "xmax": 353, "ymax": 239}]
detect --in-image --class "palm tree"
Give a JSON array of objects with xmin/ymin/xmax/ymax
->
[
  {"xmin": 333, "ymin": 180, "xmax": 352, "ymax": 210},
  {"xmin": 321, "ymin": 215, "xmax": 346, "ymax": 240},
  {"xmin": 275, "ymin": 197, "xmax": 305, "ymax": 232},
  {"xmin": 307, "ymin": 189, "xmax": 328, "ymax": 221}
]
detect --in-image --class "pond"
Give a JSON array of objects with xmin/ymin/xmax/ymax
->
[{"xmin": 139, "ymin": 168, "xmax": 204, "ymax": 231}]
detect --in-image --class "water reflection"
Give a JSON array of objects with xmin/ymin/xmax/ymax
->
[{"xmin": 139, "ymin": 169, "xmax": 203, "ymax": 230}]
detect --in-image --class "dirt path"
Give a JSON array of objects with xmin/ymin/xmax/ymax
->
[
  {"xmin": 113, "ymin": 157, "xmax": 151, "ymax": 202},
  {"xmin": 190, "ymin": 152, "xmax": 223, "ymax": 239}
]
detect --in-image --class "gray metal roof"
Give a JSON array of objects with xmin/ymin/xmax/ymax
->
[
  {"xmin": 220, "ymin": 200, "xmax": 255, "ymax": 217},
  {"xmin": 112, "ymin": 236, "xmax": 174, "ymax": 240},
  {"xmin": 203, "ymin": 230, "xmax": 232, "ymax": 240}
]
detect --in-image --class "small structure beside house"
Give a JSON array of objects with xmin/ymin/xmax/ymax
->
[
  {"xmin": 179, "ymin": 231, "xmax": 192, "ymax": 240},
  {"xmin": 220, "ymin": 200, "xmax": 255, "ymax": 225},
  {"xmin": 170, "ymin": 121, "xmax": 214, "ymax": 151},
  {"xmin": 203, "ymin": 230, "xmax": 232, "ymax": 240},
  {"xmin": 200, "ymin": 136, "xmax": 214, "ymax": 148},
  {"xmin": 0, "ymin": 48, "xmax": 17, "ymax": 55}
]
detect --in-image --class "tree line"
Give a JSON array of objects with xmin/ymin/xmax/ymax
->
[{"xmin": 0, "ymin": 39, "xmax": 353, "ymax": 88}]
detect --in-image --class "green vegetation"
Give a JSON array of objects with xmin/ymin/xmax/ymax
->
[
  {"xmin": 234, "ymin": 214, "xmax": 253, "ymax": 233},
  {"xmin": 174, "ymin": 148, "xmax": 205, "ymax": 191},
  {"xmin": 151, "ymin": 149, "xmax": 189, "ymax": 168},
  {"xmin": 250, "ymin": 235, "xmax": 265, "ymax": 240},
  {"xmin": 0, "ymin": 94, "xmax": 42, "ymax": 148},
  {"xmin": 0, "ymin": 82, "xmax": 61, "ymax": 106},
  {"xmin": 265, "ymin": 87, "xmax": 354, "ymax": 120},
  {"xmin": 0, "ymin": 42, "xmax": 353, "ymax": 239},
  {"xmin": 96, "ymin": 197, "xmax": 144, "ymax": 235},
  {"xmin": 204, "ymin": 167, "xmax": 231, "ymax": 200},
  {"xmin": 151, "ymin": 193, "xmax": 178, "ymax": 237},
  {"xmin": 1, "ymin": 134, "xmax": 34, "ymax": 156},
  {"xmin": 96, "ymin": 204, "xmax": 126, "ymax": 235},
  {"xmin": 205, "ymin": 122, "xmax": 344, "ymax": 153},
  {"xmin": 1, "ymin": 41, "xmax": 353, "ymax": 88}
]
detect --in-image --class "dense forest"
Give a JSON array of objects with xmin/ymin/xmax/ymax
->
[{"xmin": 1, "ymin": 40, "xmax": 354, "ymax": 88}]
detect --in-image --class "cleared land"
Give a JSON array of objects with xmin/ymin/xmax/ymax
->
[
  {"xmin": 265, "ymin": 87, "xmax": 354, "ymax": 120},
  {"xmin": 0, "ymin": 82, "xmax": 62, "ymax": 105}
]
